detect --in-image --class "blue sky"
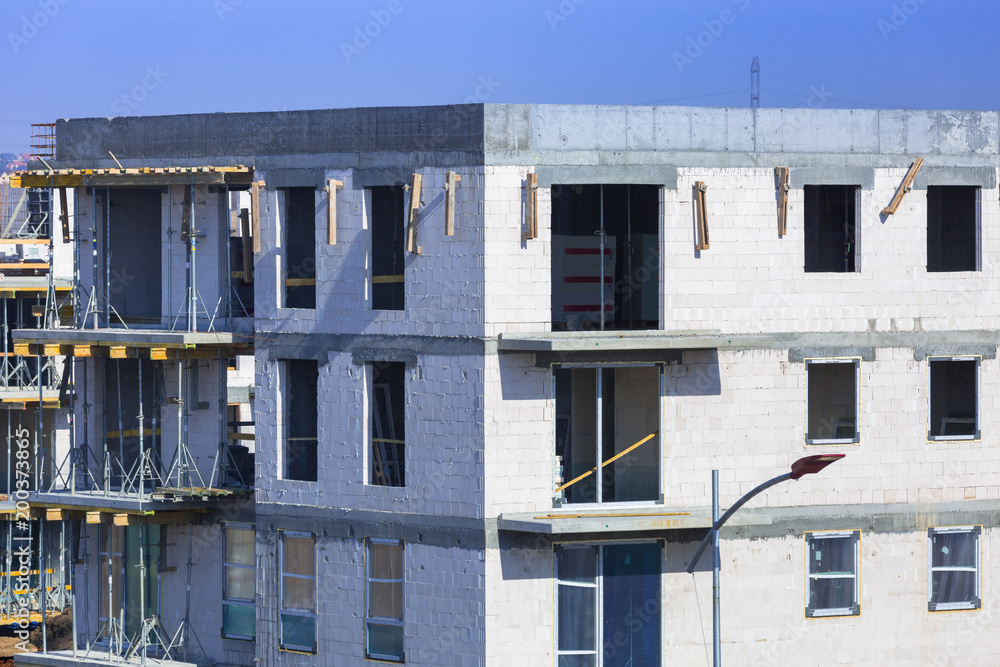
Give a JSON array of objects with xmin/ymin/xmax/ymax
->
[{"xmin": 0, "ymin": 0, "xmax": 996, "ymax": 152}]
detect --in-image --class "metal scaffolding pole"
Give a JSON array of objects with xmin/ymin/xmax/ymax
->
[{"xmin": 40, "ymin": 518, "xmax": 46, "ymax": 653}]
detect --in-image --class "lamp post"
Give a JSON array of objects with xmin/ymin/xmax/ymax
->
[{"xmin": 686, "ymin": 454, "xmax": 845, "ymax": 666}]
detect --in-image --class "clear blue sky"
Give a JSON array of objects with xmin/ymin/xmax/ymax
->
[{"xmin": 0, "ymin": 0, "xmax": 996, "ymax": 153}]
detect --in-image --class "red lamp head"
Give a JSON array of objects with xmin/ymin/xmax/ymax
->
[{"xmin": 790, "ymin": 454, "xmax": 845, "ymax": 480}]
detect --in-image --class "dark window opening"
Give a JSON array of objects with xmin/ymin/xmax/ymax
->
[
  {"xmin": 804, "ymin": 185, "xmax": 857, "ymax": 273},
  {"xmin": 554, "ymin": 366, "xmax": 659, "ymax": 504},
  {"xmin": 230, "ymin": 194, "xmax": 255, "ymax": 317},
  {"xmin": 284, "ymin": 188, "xmax": 316, "ymax": 309},
  {"xmin": 284, "ymin": 359, "xmax": 318, "ymax": 481},
  {"xmin": 371, "ymin": 187, "xmax": 405, "ymax": 311},
  {"xmin": 371, "ymin": 362, "xmax": 405, "ymax": 486},
  {"xmin": 106, "ymin": 188, "xmax": 163, "ymax": 323},
  {"xmin": 927, "ymin": 185, "xmax": 979, "ymax": 272},
  {"xmin": 929, "ymin": 359, "xmax": 978, "ymax": 439},
  {"xmin": 104, "ymin": 358, "xmax": 164, "ymax": 489},
  {"xmin": 551, "ymin": 184, "xmax": 659, "ymax": 331},
  {"xmin": 806, "ymin": 361, "xmax": 858, "ymax": 443}
]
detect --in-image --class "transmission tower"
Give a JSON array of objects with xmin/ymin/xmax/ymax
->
[{"xmin": 750, "ymin": 56, "xmax": 760, "ymax": 109}]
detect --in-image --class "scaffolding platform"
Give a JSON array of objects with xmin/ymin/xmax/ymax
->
[
  {"xmin": 14, "ymin": 649, "xmax": 203, "ymax": 667},
  {"xmin": 11, "ymin": 329, "xmax": 253, "ymax": 358}
]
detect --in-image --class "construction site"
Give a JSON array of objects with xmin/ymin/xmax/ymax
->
[{"xmin": 0, "ymin": 103, "xmax": 998, "ymax": 665}]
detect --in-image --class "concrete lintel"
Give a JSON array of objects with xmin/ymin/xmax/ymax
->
[
  {"xmin": 914, "ymin": 345, "xmax": 997, "ymax": 361},
  {"xmin": 255, "ymin": 503, "xmax": 487, "ymax": 549},
  {"xmin": 533, "ymin": 349, "xmax": 684, "ymax": 367},
  {"xmin": 258, "ymin": 333, "xmax": 487, "ymax": 360},
  {"xmin": 497, "ymin": 507, "xmax": 716, "ymax": 535},
  {"xmin": 265, "ymin": 168, "xmax": 327, "ymax": 189},
  {"xmin": 497, "ymin": 330, "xmax": 765, "ymax": 353},
  {"xmin": 912, "ymin": 165, "xmax": 997, "ymax": 189},
  {"xmin": 789, "ymin": 166, "xmax": 875, "ymax": 189},
  {"xmin": 353, "ymin": 166, "xmax": 416, "ymax": 188},
  {"xmin": 788, "ymin": 347, "xmax": 875, "ymax": 363},
  {"xmin": 771, "ymin": 330, "xmax": 1000, "ymax": 358},
  {"xmin": 536, "ymin": 165, "xmax": 678, "ymax": 188}
]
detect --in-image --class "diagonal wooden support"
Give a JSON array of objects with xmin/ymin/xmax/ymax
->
[
  {"xmin": 881, "ymin": 157, "xmax": 924, "ymax": 216},
  {"xmin": 251, "ymin": 180, "xmax": 263, "ymax": 253},
  {"xmin": 694, "ymin": 181, "xmax": 709, "ymax": 250},
  {"xmin": 524, "ymin": 173, "xmax": 538, "ymax": 240},
  {"xmin": 774, "ymin": 166, "xmax": 790, "ymax": 236},
  {"xmin": 326, "ymin": 178, "xmax": 343, "ymax": 245},
  {"xmin": 444, "ymin": 171, "xmax": 461, "ymax": 236},
  {"xmin": 406, "ymin": 173, "xmax": 422, "ymax": 254}
]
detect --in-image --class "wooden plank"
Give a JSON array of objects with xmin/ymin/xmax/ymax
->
[
  {"xmin": 444, "ymin": 171, "xmax": 460, "ymax": 236},
  {"xmin": 42, "ymin": 344, "xmax": 60, "ymax": 357},
  {"xmin": 881, "ymin": 157, "xmax": 924, "ymax": 216},
  {"xmin": 284, "ymin": 278, "xmax": 316, "ymax": 287},
  {"xmin": 112, "ymin": 513, "xmax": 131, "ymax": 526},
  {"xmin": 229, "ymin": 432, "xmax": 255, "ymax": 441},
  {"xmin": 372, "ymin": 274, "xmax": 404, "ymax": 284},
  {"xmin": 775, "ymin": 166, "xmax": 790, "ymax": 236},
  {"xmin": 13, "ymin": 343, "xmax": 28, "ymax": 356},
  {"xmin": 0, "ymin": 239, "xmax": 49, "ymax": 244},
  {"xmin": 695, "ymin": 181, "xmax": 709, "ymax": 250},
  {"xmin": 251, "ymin": 181, "xmax": 262, "ymax": 253},
  {"xmin": 326, "ymin": 179, "xmax": 343, "ymax": 245},
  {"xmin": 45, "ymin": 508, "xmax": 63, "ymax": 521},
  {"xmin": 73, "ymin": 345, "xmax": 91, "ymax": 357},
  {"xmin": 85, "ymin": 511, "xmax": 103, "ymax": 524},
  {"xmin": 525, "ymin": 173, "xmax": 538, "ymax": 240},
  {"xmin": 58, "ymin": 187, "xmax": 70, "ymax": 243},
  {"xmin": 150, "ymin": 348, "xmax": 167, "ymax": 360},
  {"xmin": 406, "ymin": 173, "xmax": 422, "ymax": 254},
  {"xmin": 109, "ymin": 346, "xmax": 127, "ymax": 359},
  {"xmin": 0, "ymin": 263, "xmax": 50, "ymax": 270},
  {"xmin": 240, "ymin": 208, "xmax": 252, "ymax": 281}
]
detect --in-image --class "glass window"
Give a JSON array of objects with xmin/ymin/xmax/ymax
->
[
  {"xmin": 555, "ymin": 542, "xmax": 661, "ymax": 666},
  {"xmin": 805, "ymin": 530, "xmax": 860, "ymax": 617},
  {"xmin": 805, "ymin": 359, "xmax": 859, "ymax": 444},
  {"xmin": 367, "ymin": 538, "xmax": 404, "ymax": 662},
  {"xmin": 929, "ymin": 526, "xmax": 980, "ymax": 611},
  {"xmin": 223, "ymin": 524, "xmax": 255, "ymax": 640},
  {"xmin": 279, "ymin": 531, "xmax": 316, "ymax": 651},
  {"xmin": 554, "ymin": 366, "xmax": 660, "ymax": 504}
]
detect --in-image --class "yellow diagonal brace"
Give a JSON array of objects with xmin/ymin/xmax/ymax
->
[{"xmin": 554, "ymin": 431, "xmax": 658, "ymax": 494}]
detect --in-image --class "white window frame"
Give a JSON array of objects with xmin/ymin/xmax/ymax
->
[
  {"xmin": 928, "ymin": 525, "xmax": 981, "ymax": 612},
  {"xmin": 927, "ymin": 356, "xmax": 980, "ymax": 441},
  {"xmin": 805, "ymin": 358, "xmax": 860, "ymax": 445},
  {"xmin": 222, "ymin": 523, "xmax": 255, "ymax": 641},
  {"xmin": 552, "ymin": 363, "xmax": 664, "ymax": 507},
  {"xmin": 278, "ymin": 530, "xmax": 316, "ymax": 652},
  {"xmin": 804, "ymin": 530, "xmax": 860, "ymax": 618},
  {"xmin": 554, "ymin": 540, "xmax": 663, "ymax": 666},
  {"xmin": 366, "ymin": 537, "xmax": 405, "ymax": 663}
]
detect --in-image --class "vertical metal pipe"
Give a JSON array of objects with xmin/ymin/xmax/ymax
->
[
  {"xmin": 137, "ymin": 522, "xmax": 146, "ymax": 667},
  {"xmin": 137, "ymin": 357, "xmax": 144, "ymax": 503},
  {"xmin": 67, "ymin": 520, "xmax": 77, "ymax": 658},
  {"xmin": 40, "ymin": 519, "xmax": 47, "ymax": 653},
  {"xmin": 73, "ymin": 187, "xmax": 80, "ymax": 329},
  {"xmin": 91, "ymin": 191, "xmax": 97, "ymax": 330},
  {"xmin": 224, "ymin": 186, "xmax": 232, "ymax": 328},
  {"xmin": 712, "ymin": 469, "xmax": 721, "ymax": 667},
  {"xmin": 599, "ymin": 185, "xmax": 605, "ymax": 331},
  {"xmin": 595, "ymin": 368, "xmax": 602, "ymax": 504},
  {"xmin": 104, "ymin": 187, "xmax": 110, "ymax": 327},
  {"xmin": 189, "ymin": 188, "xmax": 197, "ymax": 333},
  {"xmin": 167, "ymin": 186, "xmax": 172, "ymax": 330}
]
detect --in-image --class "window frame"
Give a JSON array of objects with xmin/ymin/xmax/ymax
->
[
  {"xmin": 554, "ymin": 540, "xmax": 663, "ymax": 666},
  {"xmin": 804, "ymin": 358, "xmax": 861, "ymax": 445},
  {"xmin": 927, "ymin": 356, "xmax": 981, "ymax": 441},
  {"xmin": 802, "ymin": 184, "xmax": 862, "ymax": 274},
  {"xmin": 552, "ymin": 363, "xmax": 664, "ymax": 507},
  {"xmin": 928, "ymin": 525, "xmax": 981, "ymax": 612},
  {"xmin": 280, "ymin": 358, "xmax": 319, "ymax": 482},
  {"xmin": 222, "ymin": 523, "xmax": 256, "ymax": 641},
  {"xmin": 278, "ymin": 530, "xmax": 317, "ymax": 653},
  {"xmin": 366, "ymin": 537, "xmax": 405, "ymax": 663},
  {"xmin": 369, "ymin": 361, "xmax": 406, "ymax": 487},
  {"xmin": 925, "ymin": 185, "xmax": 981, "ymax": 273},
  {"xmin": 804, "ymin": 530, "xmax": 860, "ymax": 618}
]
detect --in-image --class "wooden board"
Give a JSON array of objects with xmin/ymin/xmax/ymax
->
[
  {"xmin": 251, "ymin": 181, "xmax": 262, "ymax": 253},
  {"xmin": 239, "ymin": 208, "xmax": 252, "ymax": 281},
  {"xmin": 58, "ymin": 187, "xmax": 69, "ymax": 243},
  {"xmin": 775, "ymin": 166, "xmax": 790, "ymax": 236},
  {"xmin": 525, "ymin": 173, "xmax": 538, "ymax": 240},
  {"xmin": 326, "ymin": 179, "xmax": 343, "ymax": 245},
  {"xmin": 695, "ymin": 181, "xmax": 709, "ymax": 250},
  {"xmin": 444, "ymin": 171, "xmax": 461, "ymax": 236},
  {"xmin": 881, "ymin": 157, "xmax": 924, "ymax": 216},
  {"xmin": 406, "ymin": 173, "xmax": 422, "ymax": 254}
]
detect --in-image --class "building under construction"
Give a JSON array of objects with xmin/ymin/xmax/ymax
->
[{"xmin": 5, "ymin": 104, "xmax": 1000, "ymax": 665}]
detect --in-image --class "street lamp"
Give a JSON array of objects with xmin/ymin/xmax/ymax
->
[{"xmin": 686, "ymin": 454, "xmax": 845, "ymax": 666}]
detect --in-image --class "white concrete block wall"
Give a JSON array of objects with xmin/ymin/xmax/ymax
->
[
  {"xmin": 255, "ymin": 167, "xmax": 487, "ymax": 338},
  {"xmin": 484, "ymin": 540, "xmax": 553, "ymax": 664},
  {"xmin": 663, "ymin": 529, "xmax": 1000, "ymax": 665},
  {"xmin": 255, "ymin": 350, "xmax": 485, "ymax": 518}
]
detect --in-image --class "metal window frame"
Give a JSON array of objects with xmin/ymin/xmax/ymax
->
[
  {"xmin": 365, "ymin": 536, "xmax": 405, "ymax": 663},
  {"xmin": 551, "ymin": 363, "xmax": 664, "ymax": 507},
  {"xmin": 804, "ymin": 530, "xmax": 860, "ymax": 618},
  {"xmin": 554, "ymin": 540, "xmax": 664, "ymax": 666},
  {"xmin": 928, "ymin": 525, "xmax": 981, "ymax": 612},
  {"xmin": 927, "ymin": 356, "xmax": 981, "ymax": 441},
  {"xmin": 804, "ymin": 358, "xmax": 861, "ymax": 445},
  {"xmin": 278, "ymin": 530, "xmax": 317, "ymax": 652},
  {"xmin": 221, "ymin": 523, "xmax": 255, "ymax": 641}
]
